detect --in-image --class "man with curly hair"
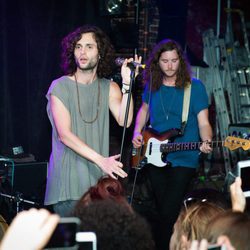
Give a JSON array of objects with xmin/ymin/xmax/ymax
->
[
  {"xmin": 132, "ymin": 39, "xmax": 212, "ymax": 250},
  {"xmin": 45, "ymin": 25, "xmax": 141, "ymax": 216}
]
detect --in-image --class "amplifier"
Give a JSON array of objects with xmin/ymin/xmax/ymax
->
[
  {"xmin": 228, "ymin": 123, "xmax": 250, "ymax": 138},
  {"xmin": 12, "ymin": 162, "xmax": 48, "ymax": 203}
]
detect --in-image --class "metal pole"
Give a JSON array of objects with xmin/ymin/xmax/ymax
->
[
  {"xmin": 134, "ymin": 0, "xmax": 140, "ymax": 55},
  {"xmin": 216, "ymin": 0, "xmax": 221, "ymax": 37},
  {"xmin": 216, "ymin": 0, "xmax": 221, "ymax": 61}
]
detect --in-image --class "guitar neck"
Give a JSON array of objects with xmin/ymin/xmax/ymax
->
[{"xmin": 160, "ymin": 141, "xmax": 224, "ymax": 153}]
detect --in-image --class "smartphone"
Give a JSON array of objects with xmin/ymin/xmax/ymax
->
[
  {"xmin": 208, "ymin": 244, "xmax": 227, "ymax": 250},
  {"xmin": 76, "ymin": 232, "xmax": 97, "ymax": 250},
  {"xmin": 44, "ymin": 217, "xmax": 81, "ymax": 249},
  {"xmin": 237, "ymin": 160, "xmax": 250, "ymax": 197}
]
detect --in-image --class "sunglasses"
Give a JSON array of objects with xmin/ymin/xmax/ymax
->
[{"xmin": 183, "ymin": 197, "xmax": 208, "ymax": 210}]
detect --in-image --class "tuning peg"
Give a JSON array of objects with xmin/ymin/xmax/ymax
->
[
  {"xmin": 231, "ymin": 131, "xmax": 238, "ymax": 137},
  {"xmin": 242, "ymin": 132, "xmax": 248, "ymax": 139}
]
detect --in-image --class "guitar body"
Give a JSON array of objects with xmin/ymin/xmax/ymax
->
[{"xmin": 131, "ymin": 128, "xmax": 181, "ymax": 168}]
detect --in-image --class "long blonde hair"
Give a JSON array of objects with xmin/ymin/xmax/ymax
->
[{"xmin": 171, "ymin": 201, "xmax": 224, "ymax": 250}]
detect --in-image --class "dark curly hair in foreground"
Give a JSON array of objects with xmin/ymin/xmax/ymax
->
[
  {"xmin": 75, "ymin": 200, "xmax": 155, "ymax": 250},
  {"xmin": 61, "ymin": 25, "xmax": 115, "ymax": 78}
]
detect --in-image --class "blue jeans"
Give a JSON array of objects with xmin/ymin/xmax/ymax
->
[{"xmin": 53, "ymin": 200, "xmax": 77, "ymax": 217}]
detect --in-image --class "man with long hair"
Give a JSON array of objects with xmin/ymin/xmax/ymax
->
[
  {"xmin": 45, "ymin": 25, "xmax": 141, "ymax": 216},
  {"xmin": 132, "ymin": 39, "xmax": 212, "ymax": 250}
]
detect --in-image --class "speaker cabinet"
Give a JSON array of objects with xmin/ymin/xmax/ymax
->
[{"xmin": 12, "ymin": 162, "xmax": 48, "ymax": 203}]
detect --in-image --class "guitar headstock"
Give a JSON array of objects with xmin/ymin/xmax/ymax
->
[{"xmin": 224, "ymin": 136, "xmax": 250, "ymax": 151}]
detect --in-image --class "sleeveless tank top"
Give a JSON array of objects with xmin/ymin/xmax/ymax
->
[{"xmin": 44, "ymin": 76, "xmax": 109, "ymax": 205}]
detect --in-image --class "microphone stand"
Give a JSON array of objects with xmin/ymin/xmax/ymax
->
[
  {"xmin": 0, "ymin": 158, "xmax": 39, "ymax": 218},
  {"xmin": 119, "ymin": 68, "xmax": 136, "ymax": 164},
  {"xmin": 0, "ymin": 192, "xmax": 39, "ymax": 215},
  {"xmin": 128, "ymin": 71, "xmax": 152, "ymax": 206}
]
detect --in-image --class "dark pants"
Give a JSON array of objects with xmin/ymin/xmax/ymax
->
[{"xmin": 145, "ymin": 165, "xmax": 195, "ymax": 250}]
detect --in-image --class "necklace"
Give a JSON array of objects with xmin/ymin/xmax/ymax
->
[
  {"xmin": 160, "ymin": 86, "xmax": 176, "ymax": 121},
  {"xmin": 74, "ymin": 74, "xmax": 100, "ymax": 123}
]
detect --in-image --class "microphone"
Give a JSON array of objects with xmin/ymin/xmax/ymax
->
[{"xmin": 115, "ymin": 57, "xmax": 146, "ymax": 69}]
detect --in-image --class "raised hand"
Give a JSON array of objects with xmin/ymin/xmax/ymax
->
[
  {"xmin": 0, "ymin": 209, "xmax": 59, "ymax": 250},
  {"xmin": 230, "ymin": 176, "xmax": 246, "ymax": 212},
  {"xmin": 121, "ymin": 54, "xmax": 142, "ymax": 85}
]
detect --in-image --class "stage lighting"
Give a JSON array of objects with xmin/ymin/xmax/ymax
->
[
  {"xmin": 107, "ymin": 0, "xmax": 123, "ymax": 14},
  {"xmin": 99, "ymin": 0, "xmax": 125, "ymax": 16}
]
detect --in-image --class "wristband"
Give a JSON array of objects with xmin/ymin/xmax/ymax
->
[
  {"xmin": 122, "ymin": 87, "xmax": 130, "ymax": 94},
  {"xmin": 122, "ymin": 82, "xmax": 130, "ymax": 86},
  {"xmin": 122, "ymin": 83, "xmax": 130, "ymax": 90}
]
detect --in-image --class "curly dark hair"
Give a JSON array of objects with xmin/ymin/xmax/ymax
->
[
  {"xmin": 61, "ymin": 25, "xmax": 115, "ymax": 78},
  {"xmin": 143, "ymin": 39, "xmax": 191, "ymax": 90},
  {"xmin": 75, "ymin": 200, "xmax": 155, "ymax": 250}
]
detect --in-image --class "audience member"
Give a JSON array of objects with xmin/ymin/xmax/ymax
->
[
  {"xmin": 168, "ymin": 175, "xmax": 247, "ymax": 250},
  {"xmin": 204, "ymin": 210, "xmax": 250, "ymax": 250},
  {"xmin": 75, "ymin": 199, "xmax": 155, "ymax": 250},
  {"xmin": 169, "ymin": 201, "xmax": 225, "ymax": 250},
  {"xmin": 183, "ymin": 187, "xmax": 230, "ymax": 210},
  {"xmin": 73, "ymin": 176, "xmax": 132, "ymax": 214},
  {"xmin": 0, "ymin": 208, "xmax": 59, "ymax": 250},
  {"xmin": 1, "ymin": 172, "xmax": 244, "ymax": 250},
  {"xmin": 0, "ymin": 215, "xmax": 8, "ymax": 242},
  {"xmin": 189, "ymin": 237, "xmax": 235, "ymax": 250},
  {"xmin": 230, "ymin": 176, "xmax": 246, "ymax": 212}
]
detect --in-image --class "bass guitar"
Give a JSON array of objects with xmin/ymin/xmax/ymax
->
[{"xmin": 131, "ymin": 128, "xmax": 250, "ymax": 168}]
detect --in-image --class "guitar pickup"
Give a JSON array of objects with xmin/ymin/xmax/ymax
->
[{"xmin": 149, "ymin": 142, "xmax": 152, "ymax": 155}]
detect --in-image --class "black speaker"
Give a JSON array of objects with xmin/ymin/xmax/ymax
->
[{"xmin": 12, "ymin": 162, "xmax": 48, "ymax": 203}]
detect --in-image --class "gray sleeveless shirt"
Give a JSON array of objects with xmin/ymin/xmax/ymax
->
[{"xmin": 44, "ymin": 76, "xmax": 109, "ymax": 205}]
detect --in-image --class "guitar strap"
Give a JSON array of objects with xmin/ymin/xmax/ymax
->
[{"xmin": 180, "ymin": 82, "xmax": 191, "ymax": 135}]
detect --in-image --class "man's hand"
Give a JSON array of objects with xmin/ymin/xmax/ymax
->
[
  {"xmin": 121, "ymin": 54, "xmax": 142, "ymax": 85},
  {"xmin": 199, "ymin": 140, "xmax": 212, "ymax": 154},
  {"xmin": 132, "ymin": 131, "xmax": 144, "ymax": 148},
  {"xmin": 98, "ymin": 154, "xmax": 128, "ymax": 179}
]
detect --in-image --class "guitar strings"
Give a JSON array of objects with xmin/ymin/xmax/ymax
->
[{"xmin": 148, "ymin": 140, "xmax": 224, "ymax": 152}]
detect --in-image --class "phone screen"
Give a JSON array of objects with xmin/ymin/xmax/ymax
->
[
  {"xmin": 208, "ymin": 246, "xmax": 221, "ymax": 250},
  {"xmin": 78, "ymin": 242, "xmax": 93, "ymax": 250},
  {"xmin": 237, "ymin": 160, "xmax": 250, "ymax": 197},
  {"xmin": 44, "ymin": 217, "xmax": 80, "ymax": 249},
  {"xmin": 208, "ymin": 244, "xmax": 227, "ymax": 250},
  {"xmin": 241, "ymin": 167, "xmax": 250, "ymax": 192}
]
